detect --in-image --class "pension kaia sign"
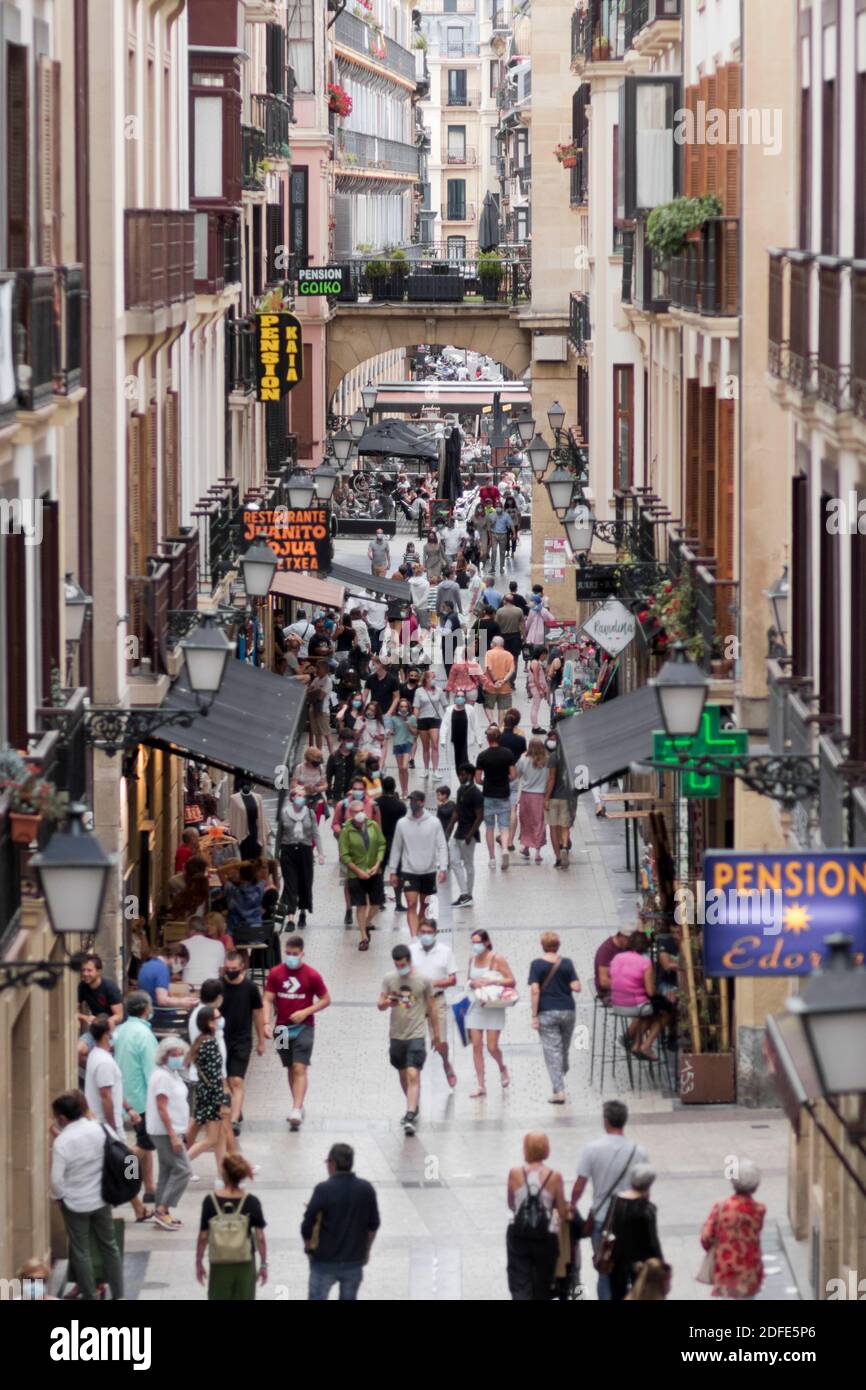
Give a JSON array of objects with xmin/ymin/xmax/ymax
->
[
  {"xmin": 255, "ymin": 312, "xmax": 303, "ymax": 402},
  {"xmin": 243, "ymin": 508, "xmax": 330, "ymax": 572}
]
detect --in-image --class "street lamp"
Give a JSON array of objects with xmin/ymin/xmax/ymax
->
[
  {"xmin": 543, "ymin": 464, "xmax": 577, "ymax": 519},
  {"xmin": 330, "ymin": 429, "xmax": 355, "ymax": 465},
  {"xmin": 179, "ymin": 615, "xmax": 236, "ymax": 706},
  {"xmin": 286, "ymin": 468, "xmax": 317, "ymax": 509},
  {"xmin": 547, "ymin": 400, "xmax": 566, "ymax": 435},
  {"xmin": 29, "ymin": 803, "xmax": 116, "ymax": 942},
  {"xmin": 314, "ymin": 460, "xmax": 339, "ymax": 502},
  {"xmin": 516, "ymin": 416, "xmax": 535, "ymax": 445},
  {"xmin": 650, "ymin": 641, "xmax": 710, "ymax": 739},
  {"xmin": 764, "ymin": 564, "xmax": 789, "ymax": 644},
  {"xmin": 64, "ymin": 574, "xmax": 92, "ymax": 645},
  {"xmin": 239, "ymin": 540, "xmax": 278, "ymax": 599},
  {"xmin": 348, "ymin": 408, "xmax": 367, "ymax": 440},
  {"xmin": 360, "ymin": 380, "xmax": 378, "ymax": 415},
  {"xmin": 563, "ymin": 503, "xmax": 595, "ymax": 556},
  {"xmin": 786, "ymin": 935, "xmax": 866, "ymax": 1097},
  {"xmin": 527, "ymin": 433, "xmax": 551, "ymax": 480}
]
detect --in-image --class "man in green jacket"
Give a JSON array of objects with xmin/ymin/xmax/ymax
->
[
  {"xmin": 339, "ymin": 808, "xmax": 387, "ymax": 951},
  {"xmin": 112, "ymin": 990, "xmax": 159, "ymax": 1203}
]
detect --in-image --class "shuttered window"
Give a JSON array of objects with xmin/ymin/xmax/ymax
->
[
  {"xmin": 6, "ymin": 43, "xmax": 29, "ymax": 268},
  {"xmin": 721, "ymin": 63, "xmax": 741, "ymax": 217},
  {"xmin": 852, "ymin": 523, "xmax": 866, "ymax": 761},
  {"xmin": 4, "ymin": 533, "xmax": 28, "ymax": 746},
  {"xmin": 856, "ymin": 52, "xmax": 866, "ymax": 257},
  {"xmin": 791, "ymin": 473, "xmax": 811, "ymax": 679},
  {"xmin": 715, "ymin": 399, "xmax": 736, "ymax": 582},
  {"xmin": 164, "ymin": 390, "xmax": 179, "ymax": 537},
  {"xmin": 37, "ymin": 57, "xmax": 60, "ymax": 266},
  {"xmin": 819, "ymin": 491, "xmax": 840, "ymax": 717},
  {"xmin": 699, "ymin": 385, "xmax": 717, "ymax": 555},
  {"xmin": 266, "ymin": 24, "xmax": 286, "ymax": 97},
  {"xmin": 613, "ymin": 366, "xmax": 634, "ymax": 491},
  {"xmin": 39, "ymin": 498, "xmax": 60, "ymax": 705},
  {"xmin": 128, "ymin": 413, "xmax": 147, "ymax": 643},
  {"xmin": 685, "ymin": 378, "xmax": 701, "ymax": 540},
  {"xmin": 799, "ymin": 13, "xmax": 812, "ymax": 250},
  {"xmin": 821, "ymin": 15, "xmax": 838, "ymax": 255}
]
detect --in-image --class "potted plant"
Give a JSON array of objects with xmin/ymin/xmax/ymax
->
[
  {"xmin": 554, "ymin": 141, "xmax": 579, "ymax": 168},
  {"xmin": 477, "ymin": 252, "xmax": 504, "ymax": 302},
  {"xmin": 646, "ymin": 194, "xmax": 723, "ymax": 260},
  {"xmin": 364, "ymin": 258, "xmax": 391, "ymax": 299},
  {"xmin": 0, "ymin": 747, "xmax": 68, "ymax": 844},
  {"xmin": 370, "ymin": 29, "xmax": 387, "ymax": 60},
  {"xmin": 592, "ymin": 33, "xmax": 611, "ymax": 60},
  {"xmin": 413, "ymin": 32, "xmax": 427, "ymax": 51},
  {"xmin": 327, "ymin": 83, "xmax": 352, "ymax": 119}
]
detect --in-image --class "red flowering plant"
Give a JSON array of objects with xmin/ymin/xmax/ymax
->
[
  {"xmin": 327, "ymin": 83, "xmax": 352, "ymax": 118},
  {"xmin": 641, "ymin": 574, "xmax": 704, "ymax": 662},
  {"xmin": 0, "ymin": 746, "xmax": 68, "ymax": 818}
]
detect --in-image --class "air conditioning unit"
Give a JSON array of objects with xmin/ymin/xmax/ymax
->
[{"xmin": 533, "ymin": 335, "xmax": 567, "ymax": 362}]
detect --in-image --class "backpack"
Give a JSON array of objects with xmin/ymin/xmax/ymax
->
[
  {"xmin": 101, "ymin": 1125, "xmax": 142, "ymax": 1207},
  {"xmin": 512, "ymin": 1168, "xmax": 552, "ymax": 1242},
  {"xmin": 207, "ymin": 1193, "xmax": 251, "ymax": 1264}
]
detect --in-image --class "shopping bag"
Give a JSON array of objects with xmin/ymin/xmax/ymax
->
[{"xmin": 451, "ymin": 995, "xmax": 471, "ymax": 1046}]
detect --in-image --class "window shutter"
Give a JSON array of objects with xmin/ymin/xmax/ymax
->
[
  {"xmin": 7, "ymin": 44, "xmax": 29, "ymax": 268},
  {"xmin": 699, "ymin": 385, "xmax": 717, "ymax": 556},
  {"xmin": 4, "ymin": 533, "xmax": 28, "ymax": 745},
  {"xmin": 819, "ymin": 492, "xmax": 840, "ymax": 716},
  {"xmin": 715, "ymin": 399, "xmax": 736, "ymax": 588},
  {"xmin": 164, "ymin": 389, "xmax": 179, "ymax": 536},
  {"xmin": 704, "ymin": 72, "xmax": 720, "ymax": 198},
  {"xmin": 791, "ymin": 473, "xmax": 811, "ymax": 679},
  {"xmin": 37, "ymin": 57, "xmax": 59, "ymax": 266},
  {"xmin": 852, "ymin": 524, "xmax": 866, "ymax": 761},
  {"xmin": 147, "ymin": 399, "xmax": 159, "ymax": 553},
  {"xmin": 685, "ymin": 378, "xmax": 701, "ymax": 539},
  {"xmin": 697, "ymin": 76, "xmax": 709, "ymax": 194},
  {"xmin": 856, "ymin": 71, "xmax": 866, "ymax": 259},
  {"xmin": 39, "ymin": 498, "xmax": 60, "ymax": 703},
  {"xmin": 128, "ymin": 413, "xmax": 146, "ymax": 644}
]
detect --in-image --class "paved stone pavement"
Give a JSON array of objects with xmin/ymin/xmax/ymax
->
[{"xmin": 125, "ymin": 537, "xmax": 801, "ymax": 1301}]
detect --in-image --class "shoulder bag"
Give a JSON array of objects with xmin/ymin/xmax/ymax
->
[{"xmin": 582, "ymin": 1143, "xmax": 637, "ymax": 1240}]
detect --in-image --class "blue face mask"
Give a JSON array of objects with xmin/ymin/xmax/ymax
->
[
  {"xmin": 396, "ymin": 965, "xmax": 411, "ymax": 977},
  {"xmin": 285, "ymin": 955, "xmax": 302, "ymax": 970},
  {"xmin": 168, "ymin": 1055, "xmax": 185, "ymax": 1070},
  {"xmin": 472, "ymin": 941, "xmax": 486, "ymax": 956}
]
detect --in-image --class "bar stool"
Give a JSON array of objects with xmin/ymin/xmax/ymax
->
[{"xmin": 610, "ymin": 1004, "xmax": 656, "ymax": 1093}]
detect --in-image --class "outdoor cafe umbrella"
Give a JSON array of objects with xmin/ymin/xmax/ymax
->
[{"xmin": 478, "ymin": 192, "xmax": 501, "ymax": 253}]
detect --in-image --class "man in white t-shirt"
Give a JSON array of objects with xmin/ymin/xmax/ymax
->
[
  {"xmin": 179, "ymin": 921, "xmax": 225, "ymax": 988},
  {"xmin": 283, "ymin": 610, "xmax": 316, "ymax": 657},
  {"xmin": 409, "ymin": 918, "xmax": 458, "ymax": 1088},
  {"xmin": 571, "ymin": 1099, "xmax": 650, "ymax": 1301},
  {"xmin": 84, "ymin": 1016, "xmax": 151, "ymax": 1221}
]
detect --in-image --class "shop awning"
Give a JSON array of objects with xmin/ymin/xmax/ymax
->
[
  {"xmin": 143, "ymin": 658, "xmax": 305, "ymax": 787},
  {"xmin": 271, "ymin": 570, "xmax": 346, "ymax": 609},
  {"xmin": 554, "ymin": 686, "xmax": 660, "ymax": 789},
  {"xmin": 357, "ymin": 419, "xmax": 439, "ymax": 460},
  {"xmin": 323, "ymin": 561, "xmax": 412, "ymax": 602}
]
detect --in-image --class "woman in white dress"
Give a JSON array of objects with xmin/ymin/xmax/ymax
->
[{"xmin": 466, "ymin": 929, "xmax": 515, "ymax": 1097}]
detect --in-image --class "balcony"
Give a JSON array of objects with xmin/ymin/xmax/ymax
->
[
  {"xmin": 571, "ymin": 0, "xmax": 630, "ymax": 66},
  {"xmin": 570, "ymin": 149, "xmax": 588, "ymax": 206},
  {"xmin": 625, "ymin": 0, "xmax": 681, "ymax": 51},
  {"xmin": 668, "ymin": 218, "xmax": 739, "ymax": 319},
  {"xmin": 517, "ymin": 156, "xmax": 532, "ymax": 192},
  {"xmin": 250, "ymin": 93, "xmax": 292, "ymax": 158},
  {"xmin": 666, "ymin": 527, "xmax": 738, "ymax": 673},
  {"xmin": 767, "ymin": 251, "xmax": 866, "ymax": 420},
  {"xmin": 335, "ymin": 253, "xmax": 528, "ymax": 305},
  {"xmin": 492, "ymin": 9, "xmax": 510, "ymax": 32},
  {"xmin": 194, "ymin": 211, "xmax": 242, "ymax": 295},
  {"xmin": 632, "ymin": 228, "xmax": 671, "ymax": 313},
  {"xmin": 441, "ymin": 142, "xmax": 477, "ymax": 166},
  {"xmin": 0, "ymin": 265, "xmax": 85, "ymax": 418},
  {"xmin": 191, "ymin": 478, "xmax": 242, "ymax": 595},
  {"xmin": 124, "ymin": 211, "xmax": 195, "ymax": 313},
  {"xmin": 442, "ymin": 78, "xmax": 481, "ymax": 108},
  {"xmin": 440, "ymin": 40, "xmax": 481, "ymax": 57},
  {"xmin": 242, "ymin": 125, "xmax": 267, "ymax": 191},
  {"xmin": 336, "ymin": 129, "xmax": 421, "ymax": 179},
  {"xmin": 568, "ymin": 291, "xmax": 591, "ymax": 354},
  {"xmin": 851, "ymin": 262, "xmax": 866, "ymax": 421},
  {"xmin": 441, "ymin": 202, "xmax": 476, "ymax": 224},
  {"xmin": 334, "ymin": 10, "xmax": 416, "ymax": 84},
  {"xmin": 768, "ymin": 248, "xmax": 785, "ymax": 378},
  {"xmin": 225, "ymin": 317, "xmax": 257, "ymax": 394}
]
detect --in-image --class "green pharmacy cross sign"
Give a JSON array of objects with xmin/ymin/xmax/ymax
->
[{"xmin": 652, "ymin": 706, "xmax": 748, "ymax": 798}]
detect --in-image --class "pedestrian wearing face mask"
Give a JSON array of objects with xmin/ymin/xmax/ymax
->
[
  {"xmin": 145, "ymin": 1038, "xmax": 194, "ymax": 1231},
  {"xmin": 387, "ymin": 790, "xmax": 449, "ymax": 938},
  {"xmin": 378, "ymin": 944, "xmax": 442, "ymax": 1135},
  {"xmin": 264, "ymin": 936, "xmax": 331, "ymax": 1130},
  {"xmin": 337, "ymin": 692, "xmax": 366, "ymax": 741},
  {"xmin": 326, "ymin": 734, "xmax": 359, "ymax": 804},
  {"xmin": 220, "ymin": 950, "xmax": 265, "ymax": 1135},
  {"xmin": 333, "ymin": 779, "xmax": 382, "ymax": 928},
  {"xmin": 277, "ymin": 787, "xmax": 324, "ymax": 932},
  {"xmin": 490, "ymin": 504, "xmax": 515, "ymax": 575},
  {"xmin": 358, "ymin": 700, "xmax": 387, "ymax": 760},
  {"xmin": 368, "ymin": 529, "xmax": 391, "ymax": 578},
  {"xmin": 409, "ymin": 918, "xmax": 458, "ymax": 1088},
  {"xmin": 412, "ymin": 670, "xmax": 445, "ymax": 776},
  {"xmin": 339, "ymin": 801, "xmax": 388, "ymax": 950},
  {"xmin": 388, "ymin": 698, "xmax": 417, "ymax": 797}
]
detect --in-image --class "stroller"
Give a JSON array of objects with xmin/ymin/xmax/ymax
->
[{"xmin": 552, "ymin": 1219, "xmax": 585, "ymax": 1300}]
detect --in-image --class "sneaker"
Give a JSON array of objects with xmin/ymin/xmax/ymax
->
[
  {"xmin": 402, "ymin": 1112, "xmax": 417, "ymax": 1136},
  {"xmin": 288, "ymin": 1108, "xmax": 304, "ymax": 1130},
  {"xmin": 500, "ymin": 852, "xmax": 509, "ymax": 871},
  {"xmin": 232, "ymin": 1122, "xmax": 241, "ymax": 1137},
  {"xmin": 408, "ymin": 759, "xmax": 415, "ymax": 769},
  {"xmin": 460, "ymin": 893, "xmax": 474, "ymax": 905},
  {"xmin": 189, "ymin": 1173, "xmax": 201, "ymax": 1183},
  {"xmin": 298, "ymin": 911, "xmax": 307, "ymax": 928},
  {"xmin": 488, "ymin": 859, "xmax": 496, "ymax": 870},
  {"xmin": 344, "ymin": 909, "xmax": 354, "ymax": 927}
]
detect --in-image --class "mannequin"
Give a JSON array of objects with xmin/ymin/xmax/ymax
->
[{"xmin": 228, "ymin": 778, "xmax": 271, "ymax": 860}]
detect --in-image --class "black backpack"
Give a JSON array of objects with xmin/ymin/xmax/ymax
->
[
  {"xmin": 512, "ymin": 1168, "xmax": 552, "ymax": 1241},
  {"xmin": 101, "ymin": 1125, "xmax": 142, "ymax": 1207}
]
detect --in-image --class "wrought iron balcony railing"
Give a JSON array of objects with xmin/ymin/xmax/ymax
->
[
  {"xmin": 336, "ymin": 129, "xmax": 421, "ymax": 178},
  {"xmin": 767, "ymin": 249, "xmax": 866, "ymax": 418},
  {"xmin": 242, "ymin": 125, "xmax": 267, "ymax": 190},
  {"xmin": 569, "ymin": 291, "xmax": 591, "ymax": 354},
  {"xmin": 334, "ymin": 10, "xmax": 416, "ymax": 82},
  {"xmin": 668, "ymin": 217, "xmax": 739, "ymax": 317},
  {"xmin": 0, "ymin": 265, "xmax": 83, "ymax": 415},
  {"xmin": 250, "ymin": 93, "xmax": 292, "ymax": 157}
]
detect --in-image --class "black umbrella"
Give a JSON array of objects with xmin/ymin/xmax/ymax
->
[
  {"xmin": 443, "ymin": 425, "xmax": 463, "ymax": 504},
  {"xmin": 478, "ymin": 192, "xmax": 501, "ymax": 253},
  {"xmin": 356, "ymin": 419, "xmax": 438, "ymax": 460}
]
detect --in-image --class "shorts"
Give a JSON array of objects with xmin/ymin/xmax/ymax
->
[
  {"xmin": 226, "ymin": 1042, "xmax": 253, "ymax": 1079},
  {"xmin": 509, "ymin": 782, "xmax": 520, "ymax": 805},
  {"xmin": 402, "ymin": 871, "xmax": 437, "ymax": 897},
  {"xmin": 483, "ymin": 796, "xmax": 511, "ymax": 829},
  {"xmin": 389, "ymin": 1037, "xmax": 427, "ymax": 1072},
  {"xmin": 275, "ymin": 1024, "xmax": 315, "ymax": 1068},
  {"xmin": 308, "ymin": 709, "xmax": 331, "ymax": 738},
  {"xmin": 416, "ymin": 717, "xmax": 441, "ymax": 732},
  {"xmin": 429, "ymin": 994, "xmax": 448, "ymax": 1042},
  {"xmin": 483, "ymin": 690, "xmax": 512, "ymax": 711},
  {"xmin": 347, "ymin": 872, "xmax": 385, "ymax": 907},
  {"xmin": 132, "ymin": 1116, "xmax": 155, "ymax": 1152},
  {"xmin": 393, "ymin": 743, "xmax": 413, "ymax": 757},
  {"xmin": 545, "ymin": 798, "xmax": 571, "ymax": 828}
]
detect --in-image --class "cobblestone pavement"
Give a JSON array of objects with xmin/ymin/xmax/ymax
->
[{"xmin": 126, "ymin": 539, "xmax": 800, "ymax": 1301}]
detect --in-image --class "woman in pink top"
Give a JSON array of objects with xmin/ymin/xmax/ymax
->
[
  {"xmin": 444, "ymin": 645, "xmax": 484, "ymax": 701},
  {"xmin": 609, "ymin": 932, "xmax": 671, "ymax": 1061}
]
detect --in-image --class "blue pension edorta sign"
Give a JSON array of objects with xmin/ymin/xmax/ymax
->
[{"xmin": 702, "ymin": 851, "xmax": 866, "ymax": 976}]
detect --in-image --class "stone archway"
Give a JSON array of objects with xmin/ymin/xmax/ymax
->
[{"xmin": 327, "ymin": 303, "xmax": 531, "ymax": 402}]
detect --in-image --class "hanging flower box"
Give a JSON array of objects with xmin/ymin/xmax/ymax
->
[
  {"xmin": 10, "ymin": 811, "xmax": 41, "ymax": 845},
  {"xmin": 370, "ymin": 33, "xmax": 387, "ymax": 61},
  {"xmin": 554, "ymin": 142, "xmax": 579, "ymax": 168},
  {"xmin": 327, "ymin": 83, "xmax": 352, "ymax": 119}
]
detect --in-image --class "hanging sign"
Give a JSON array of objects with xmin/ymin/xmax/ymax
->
[
  {"xmin": 703, "ymin": 850, "xmax": 866, "ymax": 976},
  {"xmin": 255, "ymin": 312, "xmax": 303, "ymax": 401},
  {"xmin": 580, "ymin": 599, "xmax": 636, "ymax": 656},
  {"xmin": 298, "ymin": 266, "xmax": 345, "ymax": 295},
  {"xmin": 574, "ymin": 566, "xmax": 620, "ymax": 602},
  {"xmin": 652, "ymin": 706, "xmax": 747, "ymax": 798},
  {"xmin": 243, "ymin": 507, "xmax": 330, "ymax": 572}
]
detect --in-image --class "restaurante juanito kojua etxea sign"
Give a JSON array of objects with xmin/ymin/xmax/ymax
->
[{"xmin": 243, "ymin": 508, "xmax": 331, "ymax": 572}]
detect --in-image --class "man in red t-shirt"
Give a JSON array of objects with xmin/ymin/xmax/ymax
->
[
  {"xmin": 174, "ymin": 827, "xmax": 200, "ymax": 874},
  {"xmin": 264, "ymin": 935, "xmax": 330, "ymax": 1130},
  {"xmin": 478, "ymin": 484, "xmax": 501, "ymax": 508},
  {"xmin": 594, "ymin": 929, "xmax": 631, "ymax": 1000}
]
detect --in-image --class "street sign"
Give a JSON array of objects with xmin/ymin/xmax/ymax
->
[
  {"xmin": 255, "ymin": 312, "xmax": 303, "ymax": 401},
  {"xmin": 298, "ymin": 266, "xmax": 345, "ymax": 295},
  {"xmin": 652, "ymin": 705, "xmax": 747, "ymax": 797},
  {"xmin": 574, "ymin": 566, "xmax": 619, "ymax": 602},
  {"xmin": 581, "ymin": 599, "xmax": 636, "ymax": 656},
  {"xmin": 703, "ymin": 850, "xmax": 866, "ymax": 976},
  {"xmin": 242, "ymin": 507, "xmax": 330, "ymax": 572}
]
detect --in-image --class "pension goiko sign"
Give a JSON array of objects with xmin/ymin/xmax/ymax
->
[
  {"xmin": 298, "ymin": 267, "xmax": 344, "ymax": 295},
  {"xmin": 255, "ymin": 312, "xmax": 303, "ymax": 401},
  {"xmin": 243, "ymin": 508, "xmax": 331, "ymax": 572}
]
